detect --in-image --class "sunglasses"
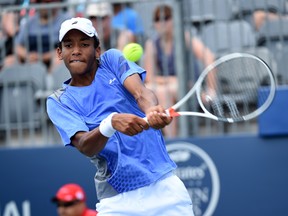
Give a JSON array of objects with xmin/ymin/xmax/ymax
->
[
  {"xmin": 154, "ymin": 16, "xmax": 171, "ymax": 22},
  {"xmin": 57, "ymin": 200, "xmax": 79, "ymax": 208},
  {"xmin": 89, "ymin": 16, "xmax": 109, "ymax": 20}
]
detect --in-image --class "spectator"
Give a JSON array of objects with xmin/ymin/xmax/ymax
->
[
  {"xmin": 253, "ymin": 10, "xmax": 287, "ymax": 31},
  {"xmin": 144, "ymin": 4, "xmax": 215, "ymax": 138},
  {"xmin": 111, "ymin": 2, "xmax": 145, "ymax": 47},
  {"xmin": 0, "ymin": 11, "xmax": 19, "ymax": 69},
  {"xmin": 86, "ymin": 2, "xmax": 136, "ymax": 51},
  {"xmin": 0, "ymin": 0, "xmax": 22, "ymax": 69},
  {"xmin": 65, "ymin": 0, "xmax": 86, "ymax": 17},
  {"xmin": 86, "ymin": 2, "xmax": 114, "ymax": 51},
  {"xmin": 15, "ymin": 0, "xmax": 71, "ymax": 72},
  {"xmin": 19, "ymin": 0, "xmax": 37, "ymax": 20},
  {"xmin": 51, "ymin": 183, "xmax": 98, "ymax": 216}
]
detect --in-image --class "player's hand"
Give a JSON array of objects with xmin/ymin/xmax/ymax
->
[
  {"xmin": 145, "ymin": 105, "xmax": 173, "ymax": 129},
  {"xmin": 111, "ymin": 113, "xmax": 149, "ymax": 136}
]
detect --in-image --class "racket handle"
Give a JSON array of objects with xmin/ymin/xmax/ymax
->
[
  {"xmin": 167, "ymin": 108, "xmax": 180, "ymax": 117},
  {"xmin": 142, "ymin": 110, "xmax": 169, "ymax": 123},
  {"xmin": 143, "ymin": 108, "xmax": 179, "ymax": 123}
]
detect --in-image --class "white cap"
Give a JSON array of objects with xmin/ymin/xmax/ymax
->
[
  {"xmin": 59, "ymin": 17, "xmax": 98, "ymax": 42},
  {"xmin": 86, "ymin": 2, "xmax": 112, "ymax": 17}
]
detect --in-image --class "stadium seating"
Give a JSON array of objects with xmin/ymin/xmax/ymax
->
[
  {"xmin": 257, "ymin": 18, "xmax": 288, "ymax": 84},
  {"xmin": 0, "ymin": 63, "xmax": 47, "ymax": 131},
  {"xmin": 200, "ymin": 20, "xmax": 256, "ymax": 57},
  {"xmin": 187, "ymin": 0, "xmax": 235, "ymax": 24},
  {"xmin": 50, "ymin": 62, "xmax": 71, "ymax": 90}
]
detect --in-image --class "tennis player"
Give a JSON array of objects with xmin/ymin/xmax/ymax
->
[{"xmin": 46, "ymin": 17, "xmax": 194, "ymax": 216}]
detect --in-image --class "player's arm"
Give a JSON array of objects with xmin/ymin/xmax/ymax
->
[
  {"xmin": 122, "ymin": 73, "xmax": 172, "ymax": 128},
  {"xmin": 71, "ymin": 74, "xmax": 171, "ymax": 156},
  {"xmin": 70, "ymin": 74, "xmax": 154, "ymax": 156},
  {"xmin": 72, "ymin": 114, "xmax": 151, "ymax": 156},
  {"xmin": 47, "ymin": 98, "xmax": 107, "ymax": 157},
  {"xmin": 71, "ymin": 130, "xmax": 109, "ymax": 157}
]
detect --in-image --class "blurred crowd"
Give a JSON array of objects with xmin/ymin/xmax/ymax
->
[
  {"xmin": 0, "ymin": 0, "xmax": 145, "ymax": 71},
  {"xmin": 1, "ymin": 0, "xmax": 288, "ymax": 84},
  {"xmin": 0, "ymin": 0, "xmax": 288, "ymax": 144}
]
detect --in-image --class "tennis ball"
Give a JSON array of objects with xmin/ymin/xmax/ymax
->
[{"xmin": 122, "ymin": 43, "xmax": 143, "ymax": 62}]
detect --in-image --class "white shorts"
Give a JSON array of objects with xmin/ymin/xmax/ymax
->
[{"xmin": 96, "ymin": 174, "xmax": 194, "ymax": 216}]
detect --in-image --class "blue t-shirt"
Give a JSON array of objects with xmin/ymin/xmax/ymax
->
[{"xmin": 46, "ymin": 49, "xmax": 176, "ymax": 199}]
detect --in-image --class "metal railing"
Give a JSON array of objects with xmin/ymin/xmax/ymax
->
[{"xmin": 0, "ymin": 0, "xmax": 287, "ymax": 147}]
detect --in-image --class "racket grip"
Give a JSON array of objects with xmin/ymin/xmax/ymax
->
[
  {"xmin": 143, "ymin": 109, "xmax": 174, "ymax": 123},
  {"xmin": 142, "ymin": 110, "xmax": 169, "ymax": 123},
  {"xmin": 143, "ymin": 116, "xmax": 148, "ymax": 122},
  {"xmin": 167, "ymin": 108, "xmax": 180, "ymax": 117},
  {"xmin": 165, "ymin": 109, "xmax": 170, "ymax": 116}
]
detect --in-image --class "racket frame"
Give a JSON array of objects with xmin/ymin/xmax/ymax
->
[{"xmin": 167, "ymin": 53, "xmax": 276, "ymax": 122}]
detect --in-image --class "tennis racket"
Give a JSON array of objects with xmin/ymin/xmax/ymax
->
[{"xmin": 151, "ymin": 52, "xmax": 276, "ymax": 123}]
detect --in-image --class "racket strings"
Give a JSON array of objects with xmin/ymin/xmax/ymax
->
[
  {"xmin": 209, "ymin": 97, "xmax": 241, "ymax": 120},
  {"xmin": 199, "ymin": 55, "xmax": 275, "ymax": 121},
  {"xmin": 210, "ymin": 99, "xmax": 224, "ymax": 117},
  {"xmin": 223, "ymin": 96, "xmax": 240, "ymax": 118}
]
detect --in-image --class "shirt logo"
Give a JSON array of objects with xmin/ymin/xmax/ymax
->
[{"xmin": 109, "ymin": 78, "xmax": 116, "ymax": 84}]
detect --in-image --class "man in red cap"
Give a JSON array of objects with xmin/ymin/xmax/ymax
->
[{"xmin": 52, "ymin": 183, "xmax": 98, "ymax": 216}]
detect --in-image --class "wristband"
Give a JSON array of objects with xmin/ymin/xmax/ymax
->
[{"xmin": 99, "ymin": 112, "xmax": 117, "ymax": 137}]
